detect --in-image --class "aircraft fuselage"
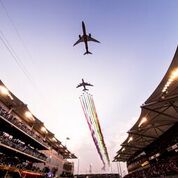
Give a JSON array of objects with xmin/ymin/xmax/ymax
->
[
  {"xmin": 82, "ymin": 21, "xmax": 87, "ymax": 36},
  {"xmin": 82, "ymin": 21, "xmax": 89, "ymax": 53}
]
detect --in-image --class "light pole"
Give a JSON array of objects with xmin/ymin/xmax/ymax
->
[
  {"xmin": 116, "ymin": 162, "xmax": 120, "ymax": 176},
  {"xmin": 110, "ymin": 162, "xmax": 113, "ymax": 173},
  {"xmin": 65, "ymin": 137, "xmax": 70, "ymax": 147},
  {"xmin": 77, "ymin": 158, "xmax": 80, "ymax": 175},
  {"xmin": 89, "ymin": 163, "xmax": 92, "ymax": 174},
  {"xmin": 119, "ymin": 162, "xmax": 122, "ymax": 178}
]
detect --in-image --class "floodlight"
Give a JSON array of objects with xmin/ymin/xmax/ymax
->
[
  {"xmin": 138, "ymin": 117, "xmax": 147, "ymax": 127},
  {"xmin": 121, "ymin": 147, "xmax": 125, "ymax": 152},
  {"xmin": 128, "ymin": 136, "xmax": 133, "ymax": 143},
  {"xmin": 41, "ymin": 126, "xmax": 48, "ymax": 134},
  {"xmin": 0, "ymin": 86, "xmax": 13, "ymax": 100}
]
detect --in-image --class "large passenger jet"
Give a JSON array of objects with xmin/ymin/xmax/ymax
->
[{"xmin": 73, "ymin": 21, "xmax": 100, "ymax": 55}]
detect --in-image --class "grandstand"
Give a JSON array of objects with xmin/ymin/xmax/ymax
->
[
  {"xmin": 0, "ymin": 80, "xmax": 77, "ymax": 177},
  {"xmin": 74, "ymin": 173, "xmax": 120, "ymax": 178},
  {"xmin": 114, "ymin": 47, "xmax": 178, "ymax": 178}
]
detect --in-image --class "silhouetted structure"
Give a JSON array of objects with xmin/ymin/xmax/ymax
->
[
  {"xmin": 74, "ymin": 173, "xmax": 120, "ymax": 178},
  {"xmin": 0, "ymin": 80, "xmax": 77, "ymax": 177},
  {"xmin": 114, "ymin": 47, "xmax": 178, "ymax": 178}
]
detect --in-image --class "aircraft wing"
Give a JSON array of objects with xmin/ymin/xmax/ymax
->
[
  {"xmin": 76, "ymin": 83, "xmax": 83, "ymax": 88},
  {"xmin": 85, "ymin": 82, "xmax": 93, "ymax": 87},
  {"xmin": 76, "ymin": 82, "xmax": 93, "ymax": 88},
  {"xmin": 87, "ymin": 36, "xmax": 100, "ymax": 43},
  {"xmin": 73, "ymin": 37, "xmax": 84, "ymax": 46}
]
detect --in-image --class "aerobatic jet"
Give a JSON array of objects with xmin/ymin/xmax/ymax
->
[
  {"xmin": 76, "ymin": 79, "xmax": 93, "ymax": 91},
  {"xmin": 73, "ymin": 21, "xmax": 100, "ymax": 55}
]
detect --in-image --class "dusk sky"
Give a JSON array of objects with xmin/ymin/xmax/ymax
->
[{"xmin": 1, "ymin": 0, "xmax": 178, "ymax": 175}]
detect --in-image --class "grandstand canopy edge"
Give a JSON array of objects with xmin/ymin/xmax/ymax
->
[
  {"xmin": 0, "ymin": 80, "xmax": 77, "ymax": 159},
  {"xmin": 114, "ymin": 47, "xmax": 178, "ymax": 162}
]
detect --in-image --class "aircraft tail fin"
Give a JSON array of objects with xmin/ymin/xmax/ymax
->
[
  {"xmin": 83, "ymin": 88, "xmax": 89, "ymax": 91},
  {"xmin": 84, "ymin": 51, "xmax": 92, "ymax": 55}
]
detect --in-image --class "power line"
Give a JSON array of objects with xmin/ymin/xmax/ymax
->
[
  {"xmin": 0, "ymin": 0, "xmax": 40, "ymax": 89},
  {"xmin": 0, "ymin": 0, "xmax": 32, "ymax": 59},
  {"xmin": 0, "ymin": 29, "xmax": 36, "ymax": 87},
  {"xmin": 0, "ymin": 0, "xmax": 52, "ymax": 113},
  {"xmin": 0, "ymin": 0, "xmax": 45, "ymax": 98}
]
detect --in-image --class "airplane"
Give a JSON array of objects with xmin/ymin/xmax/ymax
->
[
  {"xmin": 73, "ymin": 21, "xmax": 100, "ymax": 55},
  {"xmin": 76, "ymin": 79, "xmax": 93, "ymax": 91}
]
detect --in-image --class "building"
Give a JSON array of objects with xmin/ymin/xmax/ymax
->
[{"xmin": 0, "ymin": 80, "xmax": 77, "ymax": 177}]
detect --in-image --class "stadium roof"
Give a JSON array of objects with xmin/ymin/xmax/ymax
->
[
  {"xmin": 0, "ymin": 80, "xmax": 77, "ymax": 159},
  {"xmin": 114, "ymin": 46, "xmax": 178, "ymax": 162}
]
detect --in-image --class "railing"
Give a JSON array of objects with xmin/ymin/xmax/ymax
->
[
  {"xmin": 0, "ymin": 107, "xmax": 48, "ymax": 148},
  {"xmin": 0, "ymin": 132, "xmax": 47, "ymax": 161}
]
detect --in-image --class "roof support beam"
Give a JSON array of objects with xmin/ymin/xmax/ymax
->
[
  {"xmin": 137, "ymin": 121, "xmax": 172, "ymax": 135},
  {"xmin": 118, "ymin": 152, "xmax": 133, "ymax": 156},
  {"xmin": 142, "ymin": 105, "xmax": 178, "ymax": 121},
  {"xmin": 115, "ymin": 154, "xmax": 130, "ymax": 159},
  {"xmin": 153, "ymin": 127, "xmax": 160, "ymax": 137},
  {"xmin": 142, "ymin": 94, "xmax": 178, "ymax": 108},
  {"xmin": 169, "ymin": 101, "xmax": 178, "ymax": 114},
  {"xmin": 121, "ymin": 144, "xmax": 143, "ymax": 149},
  {"xmin": 113, "ymin": 158, "xmax": 126, "ymax": 162},
  {"xmin": 128, "ymin": 131, "xmax": 156, "ymax": 139},
  {"xmin": 146, "ymin": 103, "xmax": 170, "ymax": 111},
  {"xmin": 156, "ymin": 127, "xmax": 164, "ymax": 134}
]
